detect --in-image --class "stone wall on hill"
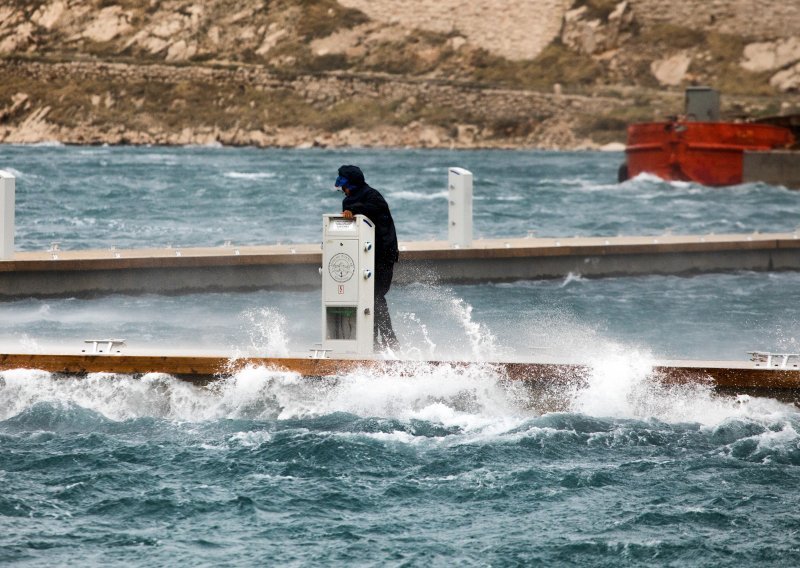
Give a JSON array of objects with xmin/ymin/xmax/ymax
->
[
  {"xmin": 632, "ymin": 0, "xmax": 800, "ymax": 40},
  {"xmin": 0, "ymin": 59, "xmax": 651, "ymax": 149}
]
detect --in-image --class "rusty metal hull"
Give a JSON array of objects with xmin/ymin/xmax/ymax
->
[{"xmin": 625, "ymin": 121, "xmax": 795, "ymax": 186}]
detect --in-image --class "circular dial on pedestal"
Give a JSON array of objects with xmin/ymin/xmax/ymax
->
[{"xmin": 328, "ymin": 253, "xmax": 355, "ymax": 282}]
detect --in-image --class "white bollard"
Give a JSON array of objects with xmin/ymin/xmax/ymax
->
[
  {"xmin": 0, "ymin": 170, "xmax": 14, "ymax": 260},
  {"xmin": 448, "ymin": 167, "xmax": 473, "ymax": 248}
]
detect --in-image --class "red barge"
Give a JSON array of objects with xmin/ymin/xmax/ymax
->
[{"xmin": 621, "ymin": 88, "xmax": 800, "ymax": 187}]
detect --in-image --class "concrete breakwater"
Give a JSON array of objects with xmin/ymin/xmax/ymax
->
[
  {"xmin": 1, "ymin": 353, "xmax": 799, "ymax": 404},
  {"xmin": 1, "ymin": 231, "xmax": 798, "ymax": 298}
]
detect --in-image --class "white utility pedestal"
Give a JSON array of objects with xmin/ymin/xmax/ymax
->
[
  {"xmin": 448, "ymin": 167, "xmax": 473, "ymax": 248},
  {"xmin": 0, "ymin": 170, "xmax": 15, "ymax": 260},
  {"xmin": 321, "ymin": 214, "xmax": 375, "ymax": 357}
]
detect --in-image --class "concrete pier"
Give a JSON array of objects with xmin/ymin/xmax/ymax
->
[
  {"xmin": 743, "ymin": 151, "xmax": 800, "ymax": 189},
  {"xmin": 0, "ymin": 231, "xmax": 798, "ymax": 298},
  {"xmin": 1, "ymin": 352, "xmax": 799, "ymax": 402}
]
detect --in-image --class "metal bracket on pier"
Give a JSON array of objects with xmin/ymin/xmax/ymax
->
[
  {"xmin": 83, "ymin": 339, "xmax": 126, "ymax": 355},
  {"xmin": 309, "ymin": 346, "xmax": 332, "ymax": 359},
  {"xmin": 748, "ymin": 351, "xmax": 800, "ymax": 369}
]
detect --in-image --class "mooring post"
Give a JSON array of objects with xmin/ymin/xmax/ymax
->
[
  {"xmin": 0, "ymin": 170, "xmax": 15, "ymax": 260},
  {"xmin": 448, "ymin": 167, "xmax": 473, "ymax": 248},
  {"xmin": 321, "ymin": 213, "xmax": 376, "ymax": 356}
]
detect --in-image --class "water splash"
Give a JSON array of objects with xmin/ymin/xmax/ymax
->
[
  {"xmin": 0, "ymin": 370, "xmax": 211, "ymax": 422},
  {"xmin": 560, "ymin": 272, "xmax": 585, "ymax": 287},
  {"xmin": 570, "ymin": 346, "xmax": 795, "ymax": 426},
  {"xmin": 237, "ymin": 307, "xmax": 290, "ymax": 357},
  {"xmin": 1, "ymin": 355, "xmax": 797, "ymax": 435},
  {"xmin": 390, "ymin": 282, "xmax": 506, "ymax": 361},
  {"xmin": 397, "ymin": 312, "xmax": 437, "ymax": 360},
  {"xmin": 17, "ymin": 333, "xmax": 43, "ymax": 353},
  {"xmin": 294, "ymin": 361, "xmax": 528, "ymax": 425},
  {"xmin": 447, "ymin": 298, "xmax": 502, "ymax": 361},
  {"xmin": 0, "ymin": 362, "xmax": 530, "ymax": 429},
  {"xmin": 504, "ymin": 305, "xmax": 614, "ymax": 363}
]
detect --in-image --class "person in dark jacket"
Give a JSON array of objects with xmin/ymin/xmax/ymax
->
[{"xmin": 335, "ymin": 165, "xmax": 399, "ymax": 350}]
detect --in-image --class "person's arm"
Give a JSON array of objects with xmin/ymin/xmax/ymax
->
[{"xmin": 343, "ymin": 192, "xmax": 386, "ymax": 221}]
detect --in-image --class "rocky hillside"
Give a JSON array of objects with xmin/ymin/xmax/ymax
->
[{"xmin": 1, "ymin": 0, "xmax": 799, "ymax": 148}]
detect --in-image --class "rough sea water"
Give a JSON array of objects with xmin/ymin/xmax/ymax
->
[{"xmin": 2, "ymin": 145, "xmax": 800, "ymax": 566}]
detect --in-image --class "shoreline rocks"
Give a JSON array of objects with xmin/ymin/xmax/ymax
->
[{"xmin": 0, "ymin": 59, "xmax": 638, "ymax": 151}]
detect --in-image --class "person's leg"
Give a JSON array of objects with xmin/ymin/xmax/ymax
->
[
  {"xmin": 374, "ymin": 263, "xmax": 398, "ymax": 349},
  {"xmin": 374, "ymin": 293, "xmax": 394, "ymax": 348}
]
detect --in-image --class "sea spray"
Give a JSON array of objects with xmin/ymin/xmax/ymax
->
[
  {"xmin": 396, "ymin": 312, "xmax": 437, "ymax": 360},
  {"xmin": 296, "ymin": 361, "xmax": 528, "ymax": 423},
  {"xmin": 490, "ymin": 293, "xmax": 623, "ymax": 363},
  {"xmin": 237, "ymin": 307, "xmax": 291, "ymax": 358},
  {"xmin": 570, "ymin": 345, "xmax": 795, "ymax": 426},
  {"xmin": 0, "ymin": 370, "xmax": 215, "ymax": 422},
  {"xmin": 396, "ymin": 281, "xmax": 505, "ymax": 361},
  {"xmin": 560, "ymin": 272, "xmax": 585, "ymax": 287},
  {"xmin": 448, "ymin": 297, "xmax": 502, "ymax": 361},
  {"xmin": 0, "ymin": 361, "xmax": 531, "ymax": 426}
]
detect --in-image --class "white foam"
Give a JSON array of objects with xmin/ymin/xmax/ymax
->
[
  {"xmin": 391, "ymin": 190, "xmax": 448, "ymax": 201},
  {"xmin": 361, "ymin": 430, "xmax": 423, "ymax": 444},
  {"xmin": 560, "ymin": 272, "xmax": 585, "ymax": 287},
  {"xmin": 1, "ymin": 351, "xmax": 798, "ymax": 439},
  {"xmin": 0, "ymin": 370, "xmax": 199, "ymax": 421},
  {"xmin": 631, "ymin": 172, "xmax": 665, "ymax": 184},
  {"xmin": 752, "ymin": 422, "xmax": 800, "ymax": 460},
  {"xmin": 268, "ymin": 361, "xmax": 529, "ymax": 427},
  {"xmin": 223, "ymin": 172, "xmax": 277, "ymax": 180},
  {"xmin": 717, "ymin": 420, "xmax": 800, "ymax": 463},
  {"xmin": 574, "ymin": 179, "xmax": 626, "ymax": 192},
  {"xmin": 0, "ymin": 360, "xmax": 531, "ymax": 429},
  {"xmin": 1, "ymin": 167, "xmax": 26, "ymax": 178},
  {"xmin": 229, "ymin": 430, "xmax": 274, "ymax": 447},
  {"xmin": 570, "ymin": 347, "xmax": 798, "ymax": 426},
  {"xmin": 185, "ymin": 141, "xmax": 223, "ymax": 148},
  {"xmin": 28, "ymin": 140, "xmax": 65, "ymax": 147}
]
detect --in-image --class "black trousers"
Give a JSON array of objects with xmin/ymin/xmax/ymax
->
[{"xmin": 374, "ymin": 261, "xmax": 398, "ymax": 349}]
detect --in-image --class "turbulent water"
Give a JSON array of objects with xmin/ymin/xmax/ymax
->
[
  {"xmin": 2, "ymin": 145, "xmax": 800, "ymax": 566},
  {"xmin": 4, "ymin": 144, "xmax": 800, "ymax": 251},
  {"xmin": 3, "ymin": 367, "xmax": 800, "ymax": 566}
]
